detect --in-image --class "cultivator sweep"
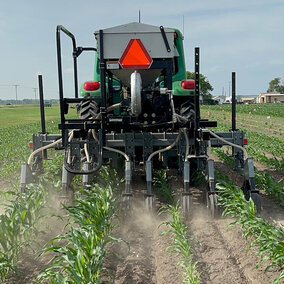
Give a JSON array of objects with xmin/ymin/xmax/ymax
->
[{"xmin": 20, "ymin": 22, "xmax": 260, "ymax": 215}]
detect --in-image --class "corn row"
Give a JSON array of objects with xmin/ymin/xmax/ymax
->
[
  {"xmin": 0, "ymin": 184, "xmax": 46, "ymax": 281},
  {"xmin": 160, "ymin": 203, "xmax": 200, "ymax": 284},
  {"xmin": 216, "ymin": 178, "xmax": 284, "ymax": 284},
  {"xmin": 36, "ymin": 183, "xmax": 117, "ymax": 284},
  {"xmin": 213, "ymin": 148, "xmax": 284, "ymax": 207}
]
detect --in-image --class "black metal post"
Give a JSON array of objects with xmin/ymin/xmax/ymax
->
[
  {"xmin": 73, "ymin": 58, "xmax": 78, "ymax": 99},
  {"xmin": 232, "ymin": 72, "xmax": 236, "ymax": 131},
  {"xmin": 195, "ymin": 47, "xmax": 200, "ymax": 130},
  {"xmin": 38, "ymin": 74, "xmax": 47, "ymax": 159},
  {"xmin": 195, "ymin": 47, "xmax": 200, "ymax": 156},
  {"xmin": 38, "ymin": 75, "xmax": 46, "ymax": 134},
  {"xmin": 99, "ymin": 29, "xmax": 106, "ymax": 145}
]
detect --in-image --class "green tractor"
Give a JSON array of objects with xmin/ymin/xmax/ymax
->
[{"xmin": 20, "ymin": 22, "xmax": 260, "ymax": 215}]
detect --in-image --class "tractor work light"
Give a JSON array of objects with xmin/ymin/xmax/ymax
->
[
  {"xmin": 119, "ymin": 39, "xmax": 152, "ymax": 69},
  {"xmin": 83, "ymin": 81, "xmax": 100, "ymax": 91},
  {"xmin": 181, "ymin": 80, "xmax": 195, "ymax": 90}
]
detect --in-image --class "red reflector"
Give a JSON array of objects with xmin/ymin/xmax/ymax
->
[
  {"xmin": 29, "ymin": 141, "xmax": 33, "ymax": 148},
  {"xmin": 83, "ymin": 81, "xmax": 100, "ymax": 91},
  {"xmin": 243, "ymin": 139, "xmax": 248, "ymax": 145},
  {"xmin": 119, "ymin": 39, "xmax": 153, "ymax": 69},
  {"xmin": 181, "ymin": 80, "xmax": 195, "ymax": 90}
]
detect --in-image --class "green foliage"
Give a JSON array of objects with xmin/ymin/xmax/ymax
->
[
  {"xmin": 0, "ymin": 184, "xmax": 46, "ymax": 281},
  {"xmin": 186, "ymin": 71, "xmax": 213, "ymax": 101},
  {"xmin": 160, "ymin": 202, "xmax": 200, "ymax": 283},
  {"xmin": 216, "ymin": 180, "xmax": 284, "ymax": 283},
  {"xmin": 213, "ymin": 147, "xmax": 284, "ymax": 207},
  {"xmin": 153, "ymin": 169, "xmax": 173, "ymax": 204},
  {"xmin": 0, "ymin": 121, "xmax": 59, "ymax": 178},
  {"xmin": 36, "ymin": 184, "xmax": 117, "ymax": 284},
  {"xmin": 201, "ymin": 104, "xmax": 284, "ymax": 118},
  {"xmin": 255, "ymin": 171, "xmax": 284, "ymax": 206},
  {"xmin": 98, "ymin": 166, "xmax": 124, "ymax": 190},
  {"xmin": 267, "ymin": 77, "xmax": 284, "ymax": 93}
]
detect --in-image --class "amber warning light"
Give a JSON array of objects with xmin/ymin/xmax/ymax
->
[{"xmin": 119, "ymin": 39, "xmax": 153, "ymax": 69}]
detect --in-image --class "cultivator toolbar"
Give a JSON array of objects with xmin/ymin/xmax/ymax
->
[{"xmin": 20, "ymin": 22, "xmax": 260, "ymax": 215}]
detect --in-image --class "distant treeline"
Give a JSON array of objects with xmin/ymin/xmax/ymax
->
[{"xmin": 0, "ymin": 99, "xmax": 59, "ymax": 105}]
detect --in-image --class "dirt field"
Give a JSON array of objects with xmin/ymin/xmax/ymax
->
[
  {"xmin": 1, "ymin": 169, "xmax": 283, "ymax": 284},
  {"xmin": 99, "ymin": 172, "xmax": 283, "ymax": 284}
]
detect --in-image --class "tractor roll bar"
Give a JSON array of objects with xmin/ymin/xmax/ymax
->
[
  {"xmin": 56, "ymin": 25, "xmax": 78, "ymax": 99},
  {"xmin": 56, "ymin": 25, "xmax": 97, "ymax": 147}
]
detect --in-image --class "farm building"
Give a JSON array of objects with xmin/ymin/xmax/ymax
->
[
  {"xmin": 240, "ymin": 97, "xmax": 255, "ymax": 104},
  {"xmin": 256, "ymin": 93, "xmax": 284, "ymax": 103}
]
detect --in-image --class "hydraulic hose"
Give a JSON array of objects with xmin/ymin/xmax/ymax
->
[
  {"xmin": 103, "ymin": 146, "xmax": 130, "ymax": 161},
  {"xmin": 84, "ymin": 143, "xmax": 91, "ymax": 163},
  {"xmin": 147, "ymin": 131, "xmax": 181, "ymax": 162},
  {"xmin": 28, "ymin": 138, "xmax": 62, "ymax": 166},
  {"xmin": 27, "ymin": 130, "xmax": 76, "ymax": 166},
  {"xmin": 63, "ymin": 145, "xmax": 103, "ymax": 175},
  {"xmin": 28, "ymin": 102, "xmax": 123, "ymax": 170},
  {"xmin": 208, "ymin": 130, "xmax": 248, "ymax": 160}
]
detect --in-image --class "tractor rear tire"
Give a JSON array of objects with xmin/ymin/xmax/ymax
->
[{"xmin": 80, "ymin": 100, "xmax": 99, "ymax": 119}]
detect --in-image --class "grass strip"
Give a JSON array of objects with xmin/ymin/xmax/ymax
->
[{"xmin": 160, "ymin": 202, "xmax": 200, "ymax": 284}]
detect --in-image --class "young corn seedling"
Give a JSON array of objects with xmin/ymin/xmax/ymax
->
[
  {"xmin": 153, "ymin": 169, "xmax": 174, "ymax": 204},
  {"xmin": 160, "ymin": 202, "xmax": 200, "ymax": 284},
  {"xmin": 216, "ymin": 179, "xmax": 284, "ymax": 284},
  {"xmin": 0, "ymin": 184, "xmax": 46, "ymax": 281},
  {"xmin": 37, "ymin": 183, "xmax": 118, "ymax": 284},
  {"xmin": 213, "ymin": 147, "xmax": 284, "ymax": 208},
  {"xmin": 255, "ymin": 171, "xmax": 284, "ymax": 207}
]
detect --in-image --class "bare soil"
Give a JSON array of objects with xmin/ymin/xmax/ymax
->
[{"xmin": 2, "ymin": 166, "xmax": 284, "ymax": 284}]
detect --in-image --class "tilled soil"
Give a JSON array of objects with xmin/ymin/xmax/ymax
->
[
  {"xmin": 2, "ymin": 165, "xmax": 284, "ymax": 284},
  {"xmin": 189, "ymin": 187, "xmax": 280, "ymax": 284},
  {"xmin": 101, "ymin": 171, "xmax": 283, "ymax": 284}
]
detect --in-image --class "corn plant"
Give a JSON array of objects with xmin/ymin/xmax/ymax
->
[
  {"xmin": 153, "ymin": 169, "xmax": 174, "ymax": 204},
  {"xmin": 255, "ymin": 171, "xmax": 284, "ymax": 207},
  {"xmin": 36, "ymin": 183, "xmax": 118, "ymax": 284},
  {"xmin": 159, "ymin": 202, "xmax": 200, "ymax": 284},
  {"xmin": 213, "ymin": 147, "xmax": 284, "ymax": 207},
  {"xmin": 216, "ymin": 178, "xmax": 284, "ymax": 283},
  {"xmin": 0, "ymin": 184, "xmax": 46, "ymax": 281},
  {"xmin": 0, "ymin": 121, "xmax": 59, "ymax": 178}
]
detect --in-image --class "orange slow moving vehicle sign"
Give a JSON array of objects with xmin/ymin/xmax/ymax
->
[{"xmin": 119, "ymin": 39, "xmax": 153, "ymax": 69}]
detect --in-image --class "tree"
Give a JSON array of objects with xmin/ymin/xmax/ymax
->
[
  {"xmin": 267, "ymin": 77, "xmax": 284, "ymax": 93},
  {"xmin": 186, "ymin": 71, "xmax": 213, "ymax": 101}
]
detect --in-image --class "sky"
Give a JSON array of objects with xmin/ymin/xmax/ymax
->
[{"xmin": 0, "ymin": 0, "xmax": 283, "ymax": 100}]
